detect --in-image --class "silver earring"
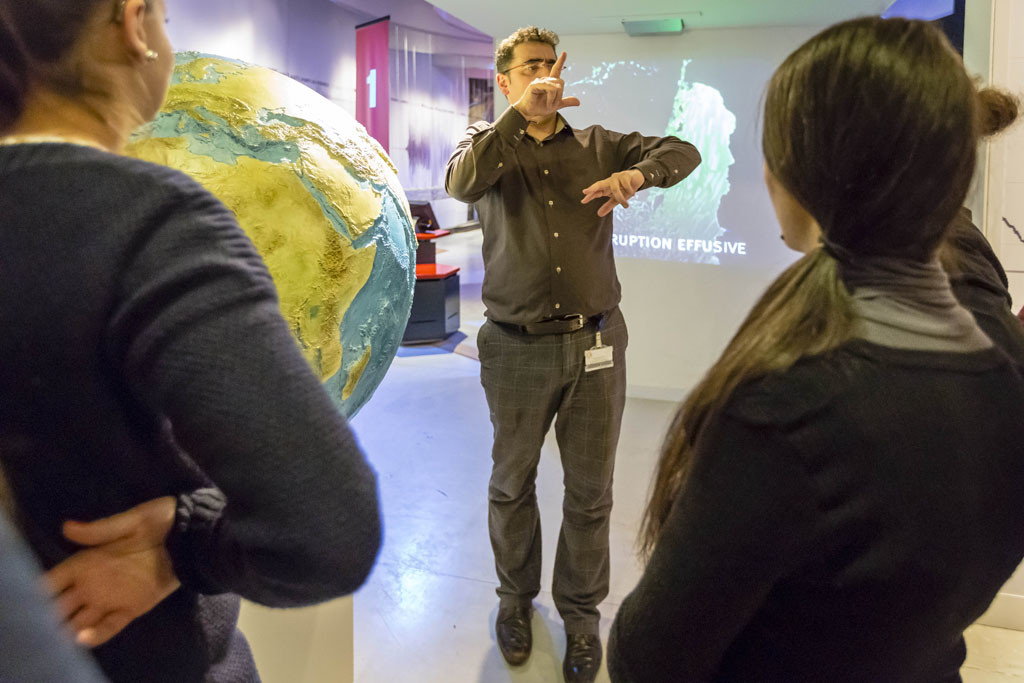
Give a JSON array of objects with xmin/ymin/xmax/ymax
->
[{"xmin": 145, "ymin": 49, "xmax": 159, "ymax": 62}]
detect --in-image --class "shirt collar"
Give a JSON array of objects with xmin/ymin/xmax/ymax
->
[{"xmin": 529, "ymin": 114, "xmax": 572, "ymax": 144}]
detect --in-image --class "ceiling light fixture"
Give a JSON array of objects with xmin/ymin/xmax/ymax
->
[{"xmin": 622, "ymin": 18, "xmax": 685, "ymax": 36}]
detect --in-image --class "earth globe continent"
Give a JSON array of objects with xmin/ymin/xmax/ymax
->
[{"xmin": 126, "ymin": 52, "xmax": 416, "ymax": 418}]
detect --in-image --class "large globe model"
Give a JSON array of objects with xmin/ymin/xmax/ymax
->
[{"xmin": 127, "ymin": 53, "xmax": 416, "ymax": 417}]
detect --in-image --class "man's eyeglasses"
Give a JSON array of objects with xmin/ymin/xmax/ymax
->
[{"xmin": 501, "ymin": 59, "xmax": 560, "ymax": 78}]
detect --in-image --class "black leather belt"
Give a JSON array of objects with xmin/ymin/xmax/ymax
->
[{"xmin": 497, "ymin": 313, "xmax": 601, "ymax": 335}]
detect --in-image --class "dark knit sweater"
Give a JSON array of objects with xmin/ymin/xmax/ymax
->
[
  {"xmin": 0, "ymin": 143, "xmax": 382, "ymax": 682},
  {"xmin": 946, "ymin": 208, "xmax": 1024, "ymax": 362},
  {"xmin": 608, "ymin": 341, "xmax": 1024, "ymax": 682}
]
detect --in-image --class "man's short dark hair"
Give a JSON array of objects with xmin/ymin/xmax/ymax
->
[{"xmin": 495, "ymin": 26, "xmax": 559, "ymax": 74}]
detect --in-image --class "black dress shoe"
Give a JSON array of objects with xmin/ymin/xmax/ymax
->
[
  {"xmin": 564, "ymin": 633, "xmax": 602, "ymax": 683},
  {"xmin": 495, "ymin": 604, "xmax": 532, "ymax": 666}
]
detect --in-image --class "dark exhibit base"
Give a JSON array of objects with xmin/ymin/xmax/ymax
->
[
  {"xmin": 403, "ymin": 201, "xmax": 461, "ymax": 343},
  {"xmin": 403, "ymin": 264, "xmax": 461, "ymax": 343}
]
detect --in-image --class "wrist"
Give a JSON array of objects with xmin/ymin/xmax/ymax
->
[
  {"xmin": 511, "ymin": 102, "xmax": 546, "ymax": 125},
  {"xmin": 165, "ymin": 488, "xmax": 227, "ymax": 594},
  {"xmin": 628, "ymin": 168, "xmax": 645, "ymax": 190}
]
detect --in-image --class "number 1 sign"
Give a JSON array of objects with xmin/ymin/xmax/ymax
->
[{"xmin": 356, "ymin": 16, "xmax": 390, "ymax": 152}]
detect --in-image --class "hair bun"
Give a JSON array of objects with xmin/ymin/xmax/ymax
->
[{"xmin": 978, "ymin": 87, "xmax": 1021, "ymax": 137}]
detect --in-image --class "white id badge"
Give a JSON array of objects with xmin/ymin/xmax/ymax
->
[{"xmin": 585, "ymin": 331, "xmax": 614, "ymax": 373}]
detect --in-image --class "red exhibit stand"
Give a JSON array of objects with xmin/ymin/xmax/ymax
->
[{"xmin": 403, "ymin": 204, "xmax": 461, "ymax": 342}]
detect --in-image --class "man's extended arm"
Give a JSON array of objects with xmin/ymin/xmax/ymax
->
[
  {"xmin": 445, "ymin": 107, "xmax": 530, "ymax": 204},
  {"xmin": 620, "ymin": 131, "xmax": 701, "ymax": 191},
  {"xmin": 581, "ymin": 133, "xmax": 701, "ymax": 217}
]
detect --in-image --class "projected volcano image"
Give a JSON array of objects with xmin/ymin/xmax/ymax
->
[{"xmin": 568, "ymin": 60, "xmax": 739, "ymax": 264}]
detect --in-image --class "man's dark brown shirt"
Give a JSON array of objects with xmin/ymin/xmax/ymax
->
[{"xmin": 446, "ymin": 106, "xmax": 701, "ymax": 324}]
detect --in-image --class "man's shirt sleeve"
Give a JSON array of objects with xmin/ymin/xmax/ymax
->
[
  {"xmin": 614, "ymin": 130, "xmax": 702, "ymax": 190},
  {"xmin": 445, "ymin": 106, "xmax": 530, "ymax": 203}
]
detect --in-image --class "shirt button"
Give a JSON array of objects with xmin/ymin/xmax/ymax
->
[
  {"xmin": 673, "ymin": 169, "xmax": 678, "ymax": 173},
  {"xmin": 519, "ymin": 129, "xmax": 525, "ymax": 134},
  {"xmin": 498, "ymin": 162, "xmax": 503, "ymax": 168},
  {"xmin": 548, "ymin": 200, "xmax": 554, "ymax": 206},
  {"xmin": 556, "ymin": 266, "xmax": 562, "ymax": 273},
  {"xmin": 553, "ymin": 232, "xmax": 559, "ymax": 238},
  {"xmin": 649, "ymin": 173, "xmax": 655, "ymax": 179},
  {"xmin": 544, "ymin": 169, "xmax": 549, "ymax": 175},
  {"xmin": 555, "ymin": 303, "xmax": 561, "ymax": 310}
]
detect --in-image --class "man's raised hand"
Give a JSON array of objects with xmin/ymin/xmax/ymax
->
[
  {"xmin": 581, "ymin": 169, "xmax": 645, "ymax": 217},
  {"xmin": 512, "ymin": 52, "xmax": 581, "ymax": 122}
]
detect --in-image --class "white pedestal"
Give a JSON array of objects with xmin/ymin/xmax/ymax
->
[{"xmin": 238, "ymin": 597, "xmax": 354, "ymax": 683}]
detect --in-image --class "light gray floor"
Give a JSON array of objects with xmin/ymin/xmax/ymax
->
[
  {"xmin": 349, "ymin": 229, "xmax": 1024, "ymax": 683},
  {"xmin": 351, "ymin": 351, "xmax": 671, "ymax": 683}
]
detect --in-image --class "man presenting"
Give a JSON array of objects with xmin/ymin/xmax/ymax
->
[{"xmin": 445, "ymin": 26, "xmax": 700, "ymax": 683}]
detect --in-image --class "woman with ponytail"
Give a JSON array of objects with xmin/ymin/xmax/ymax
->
[
  {"xmin": 607, "ymin": 17, "xmax": 1024, "ymax": 683},
  {"xmin": 0, "ymin": 1, "xmax": 381, "ymax": 681}
]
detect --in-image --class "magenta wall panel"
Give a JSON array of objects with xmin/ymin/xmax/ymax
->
[{"xmin": 356, "ymin": 17, "xmax": 391, "ymax": 152}]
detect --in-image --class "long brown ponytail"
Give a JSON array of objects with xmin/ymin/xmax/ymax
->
[
  {"xmin": 640, "ymin": 17, "xmax": 981, "ymax": 558},
  {"xmin": 640, "ymin": 250, "xmax": 854, "ymax": 556}
]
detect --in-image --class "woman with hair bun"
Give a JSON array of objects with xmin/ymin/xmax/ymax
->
[
  {"xmin": 0, "ymin": 1, "xmax": 381, "ymax": 681},
  {"xmin": 608, "ymin": 17, "xmax": 1024, "ymax": 682},
  {"xmin": 941, "ymin": 88, "xmax": 1022, "ymax": 359}
]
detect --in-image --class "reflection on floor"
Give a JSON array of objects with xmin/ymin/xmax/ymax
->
[{"xmin": 349, "ymin": 229, "xmax": 1024, "ymax": 682}]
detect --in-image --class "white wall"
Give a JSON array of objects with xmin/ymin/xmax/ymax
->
[
  {"xmin": 963, "ymin": 0, "xmax": 994, "ymax": 225},
  {"xmin": 556, "ymin": 26, "xmax": 820, "ymax": 400},
  {"xmin": 168, "ymin": 0, "xmax": 371, "ymax": 115},
  {"xmin": 389, "ymin": 24, "xmax": 493, "ymax": 231},
  {"xmin": 239, "ymin": 599, "xmax": 355, "ymax": 683},
  {"xmin": 167, "ymin": 0, "xmax": 289, "ymax": 72},
  {"xmin": 973, "ymin": 0, "xmax": 1024, "ymax": 632},
  {"xmin": 986, "ymin": 0, "xmax": 1024, "ymax": 307}
]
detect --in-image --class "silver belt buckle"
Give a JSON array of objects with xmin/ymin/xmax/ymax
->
[{"xmin": 567, "ymin": 314, "xmax": 585, "ymax": 331}]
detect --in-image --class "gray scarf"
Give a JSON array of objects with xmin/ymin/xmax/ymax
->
[{"xmin": 832, "ymin": 250, "xmax": 992, "ymax": 353}]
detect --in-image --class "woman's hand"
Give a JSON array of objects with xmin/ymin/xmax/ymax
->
[{"xmin": 44, "ymin": 496, "xmax": 181, "ymax": 648}]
